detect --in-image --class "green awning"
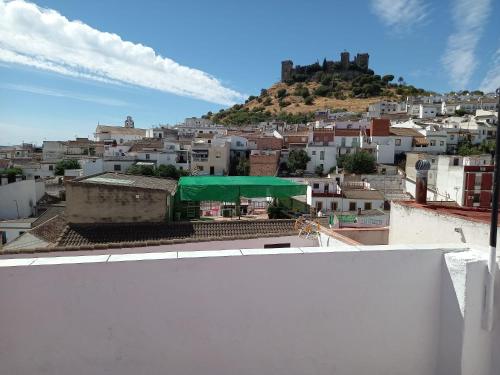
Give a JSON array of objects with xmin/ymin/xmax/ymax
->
[{"xmin": 178, "ymin": 176, "xmax": 307, "ymax": 202}]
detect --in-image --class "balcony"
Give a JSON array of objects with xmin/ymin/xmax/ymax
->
[{"xmin": 311, "ymin": 191, "xmax": 341, "ymax": 197}]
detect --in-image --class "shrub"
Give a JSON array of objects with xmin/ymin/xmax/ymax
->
[{"xmin": 276, "ymin": 88, "xmax": 287, "ymax": 98}]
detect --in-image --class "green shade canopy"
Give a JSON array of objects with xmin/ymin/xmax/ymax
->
[{"xmin": 178, "ymin": 176, "xmax": 307, "ymax": 202}]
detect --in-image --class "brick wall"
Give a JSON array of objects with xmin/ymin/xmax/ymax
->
[
  {"xmin": 253, "ymin": 137, "xmax": 283, "ymax": 150},
  {"xmin": 250, "ymin": 152, "xmax": 280, "ymax": 176}
]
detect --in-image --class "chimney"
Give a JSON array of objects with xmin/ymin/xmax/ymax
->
[{"xmin": 415, "ymin": 159, "xmax": 431, "ymax": 204}]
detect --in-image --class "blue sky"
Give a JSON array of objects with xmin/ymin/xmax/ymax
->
[{"xmin": 0, "ymin": 0, "xmax": 499, "ymax": 145}]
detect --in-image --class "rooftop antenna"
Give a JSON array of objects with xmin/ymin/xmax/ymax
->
[{"xmin": 483, "ymin": 87, "xmax": 500, "ymax": 331}]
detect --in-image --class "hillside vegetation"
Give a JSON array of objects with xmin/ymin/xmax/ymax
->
[{"xmin": 204, "ymin": 66, "xmax": 434, "ymax": 125}]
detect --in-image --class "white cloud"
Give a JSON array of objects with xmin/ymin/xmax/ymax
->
[
  {"xmin": 0, "ymin": 83, "xmax": 128, "ymax": 106},
  {"xmin": 0, "ymin": 0, "xmax": 244, "ymax": 105},
  {"xmin": 371, "ymin": 0, "xmax": 429, "ymax": 31},
  {"xmin": 441, "ymin": 0, "xmax": 491, "ymax": 89},
  {"xmin": 480, "ymin": 47, "xmax": 500, "ymax": 93}
]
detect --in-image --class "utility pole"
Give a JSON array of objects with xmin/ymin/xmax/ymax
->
[{"xmin": 483, "ymin": 88, "xmax": 500, "ymax": 331}]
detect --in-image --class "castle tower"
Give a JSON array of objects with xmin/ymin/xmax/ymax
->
[
  {"xmin": 281, "ymin": 60, "xmax": 293, "ymax": 82},
  {"xmin": 124, "ymin": 116, "xmax": 135, "ymax": 128},
  {"xmin": 340, "ymin": 51, "xmax": 350, "ymax": 70},
  {"xmin": 355, "ymin": 53, "xmax": 369, "ymax": 70}
]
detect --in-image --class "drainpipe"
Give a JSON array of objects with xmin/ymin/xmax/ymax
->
[{"xmin": 483, "ymin": 87, "xmax": 500, "ymax": 331}]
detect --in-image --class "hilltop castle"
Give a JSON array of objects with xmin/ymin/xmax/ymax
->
[{"xmin": 281, "ymin": 51, "xmax": 369, "ymax": 82}]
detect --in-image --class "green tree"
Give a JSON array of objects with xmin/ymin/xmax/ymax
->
[
  {"xmin": 382, "ymin": 74, "xmax": 394, "ymax": 84},
  {"xmin": 287, "ymin": 149, "xmax": 311, "ymax": 173},
  {"xmin": 304, "ymin": 96, "xmax": 314, "ymax": 105},
  {"xmin": 341, "ymin": 152, "xmax": 376, "ymax": 174},
  {"xmin": 126, "ymin": 164, "xmax": 155, "ymax": 176},
  {"xmin": 157, "ymin": 164, "xmax": 179, "ymax": 179},
  {"xmin": 314, "ymin": 85, "xmax": 331, "ymax": 97},
  {"xmin": 55, "ymin": 159, "xmax": 81, "ymax": 176},
  {"xmin": 235, "ymin": 158, "xmax": 250, "ymax": 176},
  {"xmin": 0, "ymin": 167, "xmax": 23, "ymax": 177}
]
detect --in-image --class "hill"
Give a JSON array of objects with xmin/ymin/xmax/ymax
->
[{"xmin": 203, "ymin": 60, "xmax": 434, "ymax": 125}]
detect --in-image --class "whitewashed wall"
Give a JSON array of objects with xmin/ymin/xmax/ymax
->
[
  {"xmin": 389, "ymin": 202, "xmax": 499, "ymax": 249},
  {"xmin": 0, "ymin": 180, "xmax": 44, "ymax": 219},
  {"xmin": 0, "ymin": 249, "xmax": 446, "ymax": 375}
]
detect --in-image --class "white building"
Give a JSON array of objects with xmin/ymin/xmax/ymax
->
[
  {"xmin": 95, "ymin": 125, "xmax": 147, "ymax": 145},
  {"xmin": 191, "ymin": 138, "xmax": 230, "ymax": 175},
  {"xmin": 305, "ymin": 144, "xmax": 337, "ymax": 174},
  {"xmin": 368, "ymin": 101, "xmax": 405, "ymax": 118},
  {"xmin": 435, "ymin": 155, "xmax": 493, "ymax": 207},
  {"xmin": 0, "ymin": 178, "xmax": 45, "ymax": 220}
]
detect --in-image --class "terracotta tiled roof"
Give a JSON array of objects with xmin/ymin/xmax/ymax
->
[
  {"xmin": 389, "ymin": 128, "xmax": 423, "ymax": 137},
  {"xmin": 57, "ymin": 220, "xmax": 298, "ymax": 248},
  {"xmin": 127, "ymin": 139, "xmax": 164, "ymax": 152},
  {"xmin": 30, "ymin": 215, "xmax": 67, "ymax": 243}
]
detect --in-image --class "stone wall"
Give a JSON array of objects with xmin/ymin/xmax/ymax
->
[{"xmin": 66, "ymin": 183, "xmax": 169, "ymax": 223}]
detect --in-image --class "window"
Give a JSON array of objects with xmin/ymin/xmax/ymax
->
[
  {"xmin": 145, "ymin": 154, "xmax": 150, "ymax": 160},
  {"xmin": 320, "ymin": 151, "xmax": 325, "ymax": 161},
  {"xmin": 119, "ymin": 138, "xmax": 124, "ymax": 144},
  {"xmin": 48, "ymin": 165, "xmax": 53, "ymax": 171},
  {"xmin": 215, "ymin": 152, "xmax": 221, "ymax": 158},
  {"xmin": 349, "ymin": 202, "xmax": 356, "ymax": 211},
  {"xmin": 114, "ymin": 164, "xmax": 121, "ymax": 171},
  {"xmin": 453, "ymin": 158, "xmax": 459, "ymax": 166},
  {"xmin": 395, "ymin": 139, "xmax": 401, "ymax": 146},
  {"xmin": 198, "ymin": 166, "xmax": 204, "ymax": 171},
  {"xmin": 364, "ymin": 202, "xmax": 372, "ymax": 210},
  {"xmin": 475, "ymin": 174, "xmax": 481, "ymax": 186},
  {"xmin": 332, "ymin": 202, "xmax": 338, "ymax": 211},
  {"xmin": 210, "ymin": 166, "xmax": 215, "ymax": 175},
  {"xmin": 312, "ymin": 151, "xmax": 316, "ymax": 155},
  {"xmin": 450, "ymin": 135, "xmax": 455, "ymax": 140},
  {"xmin": 473, "ymin": 194, "xmax": 480, "ymax": 203},
  {"xmin": 440, "ymin": 141, "xmax": 444, "ymax": 146},
  {"xmin": 430, "ymin": 140, "xmax": 436, "ymax": 146},
  {"xmin": 431, "ymin": 158, "xmax": 436, "ymax": 164},
  {"xmin": 313, "ymin": 183, "xmax": 320, "ymax": 189}
]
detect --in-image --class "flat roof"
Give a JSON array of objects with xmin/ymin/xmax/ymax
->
[
  {"xmin": 76, "ymin": 172, "xmax": 177, "ymax": 193},
  {"xmin": 343, "ymin": 189, "xmax": 385, "ymax": 200},
  {"xmin": 396, "ymin": 200, "xmax": 499, "ymax": 225}
]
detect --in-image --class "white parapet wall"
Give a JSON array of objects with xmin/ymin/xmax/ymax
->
[{"xmin": 0, "ymin": 245, "xmax": 498, "ymax": 375}]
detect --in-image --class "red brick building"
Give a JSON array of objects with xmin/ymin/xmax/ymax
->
[{"xmin": 249, "ymin": 150, "xmax": 280, "ymax": 176}]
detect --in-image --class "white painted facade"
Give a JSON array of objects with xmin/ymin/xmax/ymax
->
[
  {"xmin": 435, "ymin": 155, "xmax": 492, "ymax": 205},
  {"xmin": 389, "ymin": 201, "xmax": 500, "ymax": 250},
  {"xmin": 0, "ymin": 219, "xmax": 34, "ymax": 244},
  {"xmin": 0, "ymin": 179, "xmax": 45, "ymax": 220},
  {"xmin": 305, "ymin": 144, "xmax": 337, "ymax": 174}
]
